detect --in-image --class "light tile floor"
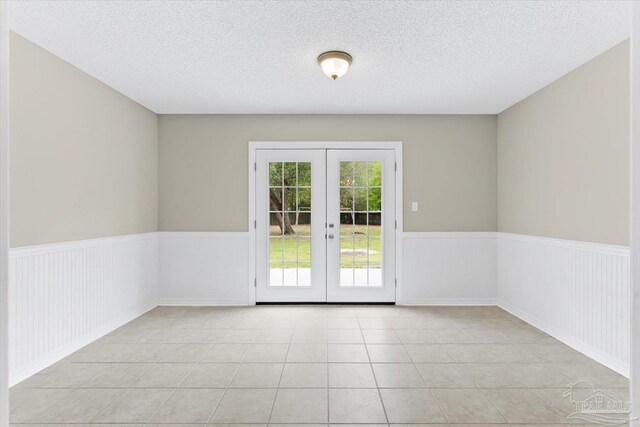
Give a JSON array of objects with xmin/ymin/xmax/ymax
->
[{"xmin": 9, "ymin": 305, "xmax": 630, "ymax": 425}]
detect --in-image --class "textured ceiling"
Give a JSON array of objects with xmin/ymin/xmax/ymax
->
[{"xmin": 8, "ymin": 0, "xmax": 630, "ymax": 114}]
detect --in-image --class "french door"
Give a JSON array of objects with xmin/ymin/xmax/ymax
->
[{"xmin": 255, "ymin": 149, "xmax": 396, "ymax": 303}]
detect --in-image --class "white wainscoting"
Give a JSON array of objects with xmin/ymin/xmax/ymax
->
[
  {"xmin": 158, "ymin": 232, "xmax": 250, "ymax": 305},
  {"xmin": 497, "ymin": 232, "xmax": 631, "ymax": 377},
  {"xmin": 402, "ymin": 232, "xmax": 497, "ymax": 305},
  {"xmin": 8, "ymin": 233, "xmax": 158, "ymax": 386},
  {"xmin": 9, "ymin": 230, "xmax": 633, "ymax": 383},
  {"xmin": 158, "ymin": 231, "xmax": 497, "ymax": 306}
]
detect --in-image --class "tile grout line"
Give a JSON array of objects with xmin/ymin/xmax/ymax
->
[
  {"xmin": 135, "ymin": 314, "xmax": 208, "ymax": 423},
  {"xmin": 326, "ymin": 316, "xmax": 330, "ymax": 425},
  {"xmin": 39, "ymin": 332, "xmax": 180, "ymax": 423},
  {"xmin": 11, "ymin": 306, "xmax": 628, "ymax": 425},
  {"xmin": 206, "ymin": 316, "xmax": 257, "ymax": 424},
  {"xmin": 143, "ymin": 338, "xmax": 212, "ymax": 423},
  {"xmin": 21, "ymin": 359, "xmax": 115, "ymax": 421},
  {"xmin": 265, "ymin": 326, "xmax": 293, "ymax": 425},
  {"xmin": 394, "ymin": 318, "xmax": 451, "ymax": 425},
  {"xmin": 412, "ymin": 319, "xmax": 563, "ymax": 424},
  {"xmin": 475, "ymin": 387, "xmax": 515, "ymax": 424},
  {"xmin": 89, "ymin": 323, "xmax": 179, "ymax": 423},
  {"xmin": 356, "ymin": 312, "xmax": 390, "ymax": 427}
]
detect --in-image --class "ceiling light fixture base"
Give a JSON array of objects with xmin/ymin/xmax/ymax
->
[{"xmin": 317, "ymin": 51, "xmax": 353, "ymax": 80}]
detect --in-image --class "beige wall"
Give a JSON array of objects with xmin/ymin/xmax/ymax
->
[
  {"xmin": 498, "ymin": 40, "xmax": 630, "ymax": 246},
  {"xmin": 159, "ymin": 115, "xmax": 497, "ymax": 232},
  {"xmin": 10, "ymin": 32, "xmax": 158, "ymax": 247},
  {"xmin": 14, "ymin": 31, "xmax": 627, "ymax": 244}
]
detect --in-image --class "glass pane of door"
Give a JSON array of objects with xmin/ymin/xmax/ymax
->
[
  {"xmin": 268, "ymin": 162, "xmax": 312, "ymax": 287},
  {"xmin": 326, "ymin": 149, "xmax": 395, "ymax": 303},
  {"xmin": 339, "ymin": 161, "xmax": 383, "ymax": 287}
]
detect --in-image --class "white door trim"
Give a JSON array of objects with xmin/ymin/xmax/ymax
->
[
  {"xmin": 248, "ymin": 141, "xmax": 403, "ymax": 305},
  {"xmin": 0, "ymin": 2, "xmax": 9, "ymax": 425},
  {"xmin": 630, "ymin": 3, "xmax": 639, "ymax": 423}
]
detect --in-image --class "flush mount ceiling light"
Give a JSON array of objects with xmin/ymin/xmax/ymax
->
[{"xmin": 317, "ymin": 51, "xmax": 352, "ymax": 80}]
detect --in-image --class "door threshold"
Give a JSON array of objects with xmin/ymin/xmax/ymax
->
[{"xmin": 256, "ymin": 302, "xmax": 396, "ymax": 305}]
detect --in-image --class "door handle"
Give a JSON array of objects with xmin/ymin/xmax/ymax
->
[{"xmin": 328, "ymin": 234, "xmax": 335, "ymax": 239}]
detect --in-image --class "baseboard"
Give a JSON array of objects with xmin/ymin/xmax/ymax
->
[
  {"xmin": 9, "ymin": 300, "xmax": 158, "ymax": 386},
  {"xmin": 163, "ymin": 298, "xmax": 498, "ymax": 306},
  {"xmin": 498, "ymin": 299, "xmax": 630, "ymax": 378},
  {"xmin": 402, "ymin": 298, "xmax": 497, "ymax": 306},
  {"xmin": 157, "ymin": 298, "xmax": 249, "ymax": 306}
]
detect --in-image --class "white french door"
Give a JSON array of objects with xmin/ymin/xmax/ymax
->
[
  {"xmin": 256, "ymin": 150, "xmax": 327, "ymax": 302},
  {"xmin": 255, "ymin": 148, "xmax": 396, "ymax": 303},
  {"xmin": 326, "ymin": 150, "xmax": 396, "ymax": 302}
]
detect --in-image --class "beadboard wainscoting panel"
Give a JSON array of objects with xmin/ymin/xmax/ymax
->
[
  {"xmin": 497, "ymin": 232, "xmax": 631, "ymax": 376},
  {"xmin": 8, "ymin": 233, "xmax": 159, "ymax": 385},
  {"xmin": 8, "ymin": 230, "xmax": 633, "ymax": 383},
  {"xmin": 402, "ymin": 232, "xmax": 498, "ymax": 305},
  {"xmin": 158, "ymin": 232, "xmax": 250, "ymax": 305}
]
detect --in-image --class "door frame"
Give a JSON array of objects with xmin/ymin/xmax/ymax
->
[
  {"xmin": 0, "ymin": 2, "xmax": 8, "ymax": 425},
  {"xmin": 248, "ymin": 141, "xmax": 403, "ymax": 305}
]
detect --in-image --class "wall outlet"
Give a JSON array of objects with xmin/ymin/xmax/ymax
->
[{"xmin": 411, "ymin": 201, "xmax": 419, "ymax": 212}]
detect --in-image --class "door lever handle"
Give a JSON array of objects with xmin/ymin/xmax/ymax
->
[{"xmin": 328, "ymin": 234, "xmax": 335, "ymax": 239}]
